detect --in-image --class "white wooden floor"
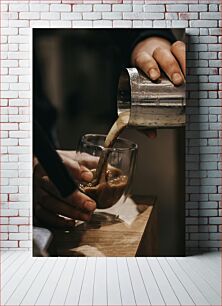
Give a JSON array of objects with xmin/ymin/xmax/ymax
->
[{"xmin": 1, "ymin": 251, "xmax": 221, "ymax": 306}]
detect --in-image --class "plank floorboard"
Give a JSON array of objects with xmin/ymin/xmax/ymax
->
[
  {"xmin": 0, "ymin": 251, "xmax": 14, "ymax": 263},
  {"xmin": 93, "ymin": 257, "xmax": 107, "ymax": 306},
  {"xmin": 106, "ymin": 257, "xmax": 122, "ymax": 306},
  {"xmin": 78, "ymin": 257, "xmax": 96, "ymax": 306},
  {"xmin": 167, "ymin": 257, "xmax": 210, "ymax": 305},
  {"xmin": 117, "ymin": 257, "xmax": 136, "ymax": 305},
  {"xmin": 148, "ymin": 258, "xmax": 180, "ymax": 305},
  {"xmin": 176, "ymin": 257, "xmax": 221, "ymax": 305},
  {"xmin": 187, "ymin": 256, "xmax": 220, "ymax": 294},
  {"xmin": 21, "ymin": 258, "xmax": 56, "ymax": 305},
  {"xmin": 35, "ymin": 257, "xmax": 67, "ymax": 306},
  {"xmin": 64, "ymin": 258, "xmax": 87, "ymax": 306},
  {"xmin": 1, "ymin": 252, "xmax": 30, "ymax": 289},
  {"xmin": 127, "ymin": 257, "xmax": 150, "ymax": 305},
  {"xmin": 50, "ymin": 258, "xmax": 77, "ymax": 305},
  {"xmin": 2, "ymin": 251, "xmax": 22, "ymax": 273},
  {"xmin": 5, "ymin": 257, "xmax": 46, "ymax": 305},
  {"xmin": 137, "ymin": 257, "xmax": 165, "ymax": 305},
  {"xmin": 157, "ymin": 257, "xmax": 195, "ymax": 305},
  {"xmin": 1, "ymin": 256, "xmax": 37, "ymax": 305}
]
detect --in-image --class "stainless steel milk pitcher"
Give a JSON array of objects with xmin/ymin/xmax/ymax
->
[{"xmin": 117, "ymin": 68, "xmax": 186, "ymax": 128}]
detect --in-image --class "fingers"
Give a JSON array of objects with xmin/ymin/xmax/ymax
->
[
  {"xmin": 39, "ymin": 189, "xmax": 93, "ymax": 222},
  {"xmin": 58, "ymin": 150, "xmax": 98, "ymax": 174},
  {"xmin": 133, "ymin": 51, "xmax": 161, "ymax": 81},
  {"xmin": 60, "ymin": 155, "xmax": 93, "ymax": 182},
  {"xmin": 153, "ymin": 47, "xmax": 185, "ymax": 86},
  {"xmin": 171, "ymin": 40, "xmax": 186, "ymax": 76},
  {"xmin": 40, "ymin": 175, "xmax": 96, "ymax": 213}
]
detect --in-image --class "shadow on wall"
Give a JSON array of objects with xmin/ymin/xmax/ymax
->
[{"xmin": 186, "ymin": 34, "xmax": 201, "ymax": 255}]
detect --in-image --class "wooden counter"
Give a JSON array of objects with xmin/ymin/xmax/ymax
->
[{"xmin": 48, "ymin": 195, "xmax": 157, "ymax": 257}]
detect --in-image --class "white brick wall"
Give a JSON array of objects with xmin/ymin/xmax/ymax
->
[{"xmin": 0, "ymin": 0, "xmax": 221, "ymax": 253}]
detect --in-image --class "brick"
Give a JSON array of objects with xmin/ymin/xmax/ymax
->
[
  {"xmin": 9, "ymin": 217, "xmax": 29, "ymax": 225},
  {"xmin": 179, "ymin": 12, "xmax": 198, "ymax": 20},
  {"xmin": 0, "ymin": 225, "xmax": 18, "ymax": 233},
  {"xmin": 93, "ymin": 4, "xmax": 111, "ymax": 11},
  {"xmin": 10, "ymin": 83, "xmax": 29, "ymax": 91},
  {"xmin": 29, "ymin": 4, "xmax": 49, "ymax": 11},
  {"xmin": 50, "ymin": 21, "xmax": 72, "ymax": 28},
  {"xmin": 9, "ymin": 20, "xmax": 29, "ymax": 28},
  {"xmin": 0, "ymin": 217, "xmax": 8, "ymax": 225},
  {"xmin": 19, "ymin": 241, "xmax": 31, "ymax": 248},
  {"xmin": 200, "ymin": 186, "xmax": 217, "ymax": 194},
  {"xmin": 113, "ymin": 20, "xmax": 132, "ymax": 27},
  {"xmin": 9, "ymin": 233, "xmax": 29, "ymax": 240},
  {"xmin": 189, "ymin": 4, "xmax": 207, "ymax": 11},
  {"xmin": 190, "ymin": 20, "xmax": 218, "ymax": 28},
  {"xmin": 19, "ymin": 12, "xmax": 40, "ymax": 20},
  {"xmin": 199, "ymin": 225, "xmax": 218, "ymax": 233},
  {"xmin": 209, "ymin": 60, "xmax": 221, "ymax": 67},
  {"xmin": 2, "ymin": 123, "xmax": 19, "ymax": 131},
  {"xmin": 143, "ymin": 4, "xmax": 164, "ymax": 12},
  {"xmin": 72, "ymin": 20, "xmax": 93, "ymax": 28},
  {"xmin": 1, "ymin": 209, "xmax": 18, "ymax": 216},
  {"xmin": 9, "ymin": 99, "xmax": 29, "ymax": 107},
  {"xmin": 165, "ymin": 13, "xmax": 178, "ymax": 20},
  {"xmin": 73, "ymin": 4, "xmax": 92, "ymax": 12},
  {"xmin": 112, "ymin": 4, "xmax": 132, "ymax": 11},
  {"xmin": 186, "ymin": 217, "xmax": 198, "ymax": 225},
  {"xmin": 210, "ymin": 233, "xmax": 221, "ymax": 240},
  {"xmin": 102, "ymin": 12, "xmax": 122, "ymax": 19},
  {"xmin": 199, "ymin": 52, "xmax": 217, "ymax": 60},
  {"xmin": 1, "ymin": 28, "xmax": 18, "ymax": 36},
  {"xmin": 209, "ymin": 4, "xmax": 219, "ymax": 11},
  {"xmin": 19, "ymin": 154, "xmax": 31, "ymax": 162},
  {"xmin": 41, "ymin": 12, "xmax": 60, "ymax": 20},
  {"xmin": 92, "ymin": 20, "xmax": 112, "ymax": 27},
  {"xmin": 199, "ymin": 241, "xmax": 221, "ymax": 248},
  {"xmin": 209, "ymin": 217, "xmax": 222, "ymax": 225},
  {"xmin": 30, "ymin": 21, "xmax": 50, "ymax": 28},
  {"xmin": 132, "ymin": 20, "xmax": 143, "ymax": 27},
  {"xmin": 1, "ymin": 138, "xmax": 18, "ymax": 146},
  {"xmin": 61, "ymin": 12, "xmax": 82, "ymax": 20},
  {"xmin": 19, "ymin": 210, "xmax": 29, "ymax": 217},
  {"xmin": 199, "ymin": 209, "xmax": 218, "ymax": 217},
  {"xmin": 50, "ymin": 4, "xmax": 71, "ymax": 11},
  {"xmin": 83, "ymin": 12, "xmax": 102, "ymax": 19},
  {"xmin": 0, "ymin": 241, "xmax": 18, "ymax": 248},
  {"xmin": 9, "ymin": 115, "xmax": 29, "ymax": 123},
  {"xmin": 200, "ymin": 12, "xmax": 221, "ymax": 19},
  {"xmin": 9, "ymin": 68, "xmax": 30, "ymax": 75},
  {"xmin": 124, "ymin": 12, "xmax": 164, "ymax": 19},
  {"xmin": 166, "ymin": 4, "xmax": 188, "ymax": 12},
  {"xmin": 1, "ymin": 233, "xmax": 8, "ymax": 240},
  {"xmin": 19, "ymin": 226, "xmax": 30, "ymax": 233},
  {"xmin": 142, "ymin": 20, "xmax": 153, "ymax": 27},
  {"xmin": 9, "ymin": 4, "xmax": 28, "ymax": 12},
  {"xmin": 172, "ymin": 20, "xmax": 188, "ymax": 28},
  {"xmin": 191, "ymin": 233, "xmax": 209, "ymax": 240},
  {"xmin": 1, "ymin": 60, "xmax": 18, "ymax": 68},
  {"xmin": 8, "ymin": 44, "xmax": 18, "ymax": 51}
]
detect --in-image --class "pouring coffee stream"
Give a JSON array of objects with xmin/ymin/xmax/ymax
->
[{"xmin": 95, "ymin": 111, "xmax": 130, "ymax": 185}]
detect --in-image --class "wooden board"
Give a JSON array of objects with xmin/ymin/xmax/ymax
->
[{"xmin": 49, "ymin": 195, "xmax": 156, "ymax": 257}]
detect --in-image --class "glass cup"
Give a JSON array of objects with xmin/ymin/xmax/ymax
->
[{"xmin": 76, "ymin": 134, "xmax": 137, "ymax": 209}]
